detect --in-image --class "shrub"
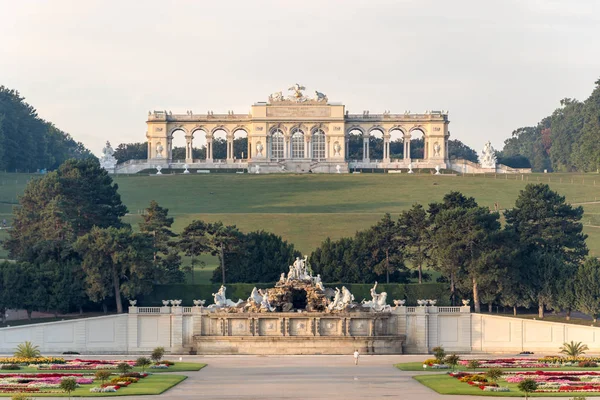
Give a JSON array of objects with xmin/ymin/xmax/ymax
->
[
  {"xmin": 11, "ymin": 394, "xmax": 35, "ymax": 400},
  {"xmin": 95, "ymin": 370, "xmax": 112, "ymax": 385},
  {"xmin": 467, "ymin": 360, "xmax": 480, "ymax": 371},
  {"xmin": 110, "ymin": 376, "xmax": 138, "ymax": 384},
  {"xmin": 116, "ymin": 362, "xmax": 132, "ymax": 374},
  {"xmin": 423, "ymin": 358, "xmax": 438, "ymax": 366},
  {"xmin": 432, "ymin": 346, "xmax": 446, "ymax": 363},
  {"xmin": 161, "ymin": 360, "xmax": 175, "ymax": 366},
  {"xmin": 444, "ymin": 354, "xmax": 460, "ymax": 371},
  {"xmin": 486, "ymin": 367, "xmax": 504, "ymax": 383},
  {"xmin": 1, "ymin": 364, "xmax": 20, "ymax": 370},
  {"xmin": 135, "ymin": 356, "xmax": 152, "ymax": 373},
  {"xmin": 151, "ymin": 347, "xmax": 165, "ymax": 363},
  {"xmin": 14, "ymin": 341, "xmax": 41, "ymax": 358},
  {"xmin": 578, "ymin": 361, "xmax": 597, "ymax": 368},
  {"xmin": 517, "ymin": 378, "xmax": 538, "ymax": 400},
  {"xmin": 122, "ymin": 372, "xmax": 143, "ymax": 378},
  {"xmin": 560, "ymin": 341, "xmax": 589, "ymax": 357},
  {"xmin": 62, "ymin": 351, "xmax": 80, "ymax": 355},
  {"xmin": 59, "ymin": 377, "xmax": 78, "ymax": 399}
]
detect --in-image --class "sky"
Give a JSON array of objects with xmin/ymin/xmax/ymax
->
[{"xmin": 1, "ymin": 0, "xmax": 600, "ymax": 157}]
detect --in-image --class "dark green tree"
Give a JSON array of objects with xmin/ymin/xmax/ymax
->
[
  {"xmin": 74, "ymin": 226, "xmax": 155, "ymax": 314},
  {"xmin": 370, "ymin": 213, "xmax": 404, "ymax": 283},
  {"xmin": 505, "ymin": 184, "xmax": 587, "ymax": 318},
  {"xmin": 113, "ymin": 142, "xmax": 148, "ymax": 163},
  {"xmin": 575, "ymin": 258, "xmax": 600, "ymax": 322},
  {"xmin": 208, "ymin": 222, "xmax": 244, "ymax": 284},
  {"xmin": 178, "ymin": 220, "xmax": 213, "ymax": 283},
  {"xmin": 398, "ymin": 204, "xmax": 431, "ymax": 284},
  {"xmin": 139, "ymin": 201, "xmax": 183, "ymax": 283},
  {"xmin": 448, "ymin": 139, "xmax": 478, "ymax": 162}
]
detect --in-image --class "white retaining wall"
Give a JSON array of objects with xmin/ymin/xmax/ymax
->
[{"xmin": 2, "ymin": 309, "xmax": 600, "ymax": 355}]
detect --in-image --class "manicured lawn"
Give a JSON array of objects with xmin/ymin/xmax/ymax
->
[
  {"xmin": 0, "ymin": 374, "xmax": 187, "ymax": 397},
  {"xmin": 16, "ymin": 362, "xmax": 206, "ymax": 374},
  {"xmin": 3, "ymin": 172, "xmax": 600, "ymax": 259},
  {"xmin": 414, "ymin": 373, "xmax": 600, "ymax": 397}
]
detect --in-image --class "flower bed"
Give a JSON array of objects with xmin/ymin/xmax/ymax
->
[
  {"xmin": 36, "ymin": 359, "xmax": 137, "ymax": 370},
  {"xmin": 0, "ymin": 357, "xmax": 65, "ymax": 365},
  {"xmin": 450, "ymin": 370, "xmax": 600, "ymax": 393},
  {"xmin": 457, "ymin": 356, "xmax": 600, "ymax": 369}
]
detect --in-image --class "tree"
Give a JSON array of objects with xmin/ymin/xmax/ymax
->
[
  {"xmin": 117, "ymin": 362, "xmax": 132, "ymax": 374},
  {"xmin": 398, "ymin": 204, "xmax": 431, "ymax": 284},
  {"xmin": 444, "ymin": 354, "xmax": 460, "ymax": 372},
  {"xmin": 213, "ymin": 230, "xmax": 300, "ymax": 283},
  {"xmin": 207, "ymin": 222, "xmax": 244, "ymax": 284},
  {"xmin": 151, "ymin": 346, "xmax": 165, "ymax": 363},
  {"xmin": 432, "ymin": 346, "xmax": 446, "ymax": 363},
  {"xmin": 6, "ymin": 158, "xmax": 127, "ymax": 262},
  {"xmin": 467, "ymin": 360, "xmax": 480, "ymax": 371},
  {"xmin": 505, "ymin": 184, "xmax": 587, "ymax": 318},
  {"xmin": 0, "ymin": 85, "xmax": 93, "ymax": 172},
  {"xmin": 95, "ymin": 370, "xmax": 111, "ymax": 385},
  {"xmin": 517, "ymin": 379, "xmax": 538, "ymax": 400},
  {"xmin": 59, "ymin": 377, "xmax": 77, "ymax": 399},
  {"xmin": 448, "ymin": 139, "xmax": 478, "ymax": 163},
  {"xmin": 74, "ymin": 226, "xmax": 155, "ymax": 314},
  {"xmin": 486, "ymin": 367, "xmax": 503, "ymax": 383},
  {"xmin": 179, "ymin": 220, "xmax": 213, "ymax": 283},
  {"xmin": 370, "ymin": 214, "xmax": 404, "ymax": 284},
  {"xmin": 575, "ymin": 258, "xmax": 600, "ymax": 322},
  {"xmin": 113, "ymin": 142, "xmax": 148, "ymax": 163},
  {"xmin": 135, "ymin": 357, "xmax": 152, "ymax": 373},
  {"xmin": 559, "ymin": 341, "xmax": 589, "ymax": 357},
  {"xmin": 139, "ymin": 201, "xmax": 183, "ymax": 283}
]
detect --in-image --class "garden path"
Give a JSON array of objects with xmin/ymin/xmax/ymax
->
[{"xmin": 46, "ymin": 354, "xmax": 579, "ymax": 399}]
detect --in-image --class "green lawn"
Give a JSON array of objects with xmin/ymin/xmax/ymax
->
[
  {"xmin": 3, "ymin": 172, "xmax": 600, "ymax": 259},
  {"xmin": 414, "ymin": 373, "xmax": 600, "ymax": 397},
  {"xmin": 0, "ymin": 374, "xmax": 187, "ymax": 397}
]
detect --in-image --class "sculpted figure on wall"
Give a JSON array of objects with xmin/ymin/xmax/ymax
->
[
  {"xmin": 361, "ymin": 282, "xmax": 391, "ymax": 312},
  {"xmin": 156, "ymin": 142, "xmax": 164, "ymax": 159},
  {"xmin": 269, "ymin": 91, "xmax": 284, "ymax": 102},
  {"xmin": 480, "ymin": 141, "xmax": 497, "ymax": 168},
  {"xmin": 333, "ymin": 141, "xmax": 341, "ymax": 156},
  {"xmin": 208, "ymin": 285, "xmax": 243, "ymax": 308},
  {"xmin": 256, "ymin": 141, "xmax": 264, "ymax": 157},
  {"xmin": 314, "ymin": 91, "xmax": 328, "ymax": 103},
  {"xmin": 433, "ymin": 142, "xmax": 441, "ymax": 157}
]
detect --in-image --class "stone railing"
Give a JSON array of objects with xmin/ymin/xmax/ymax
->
[
  {"xmin": 137, "ymin": 307, "xmax": 161, "ymax": 314},
  {"xmin": 437, "ymin": 307, "xmax": 463, "ymax": 313}
]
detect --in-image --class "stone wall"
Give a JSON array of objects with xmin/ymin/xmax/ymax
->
[{"xmin": 2, "ymin": 307, "xmax": 600, "ymax": 355}]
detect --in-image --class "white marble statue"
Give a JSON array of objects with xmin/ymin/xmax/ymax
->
[
  {"xmin": 393, "ymin": 299, "xmax": 406, "ymax": 307},
  {"xmin": 316, "ymin": 281, "xmax": 325, "ymax": 291},
  {"xmin": 247, "ymin": 287, "xmax": 263, "ymax": 305},
  {"xmin": 328, "ymin": 288, "xmax": 342, "ymax": 311},
  {"xmin": 156, "ymin": 165, "xmax": 163, "ymax": 175},
  {"xmin": 255, "ymin": 164, "xmax": 261, "ymax": 174},
  {"xmin": 435, "ymin": 165, "xmax": 441, "ymax": 175},
  {"xmin": 341, "ymin": 286, "xmax": 355, "ymax": 307},
  {"xmin": 256, "ymin": 141, "xmax": 264, "ymax": 157},
  {"xmin": 407, "ymin": 163, "xmax": 414, "ymax": 174},
  {"xmin": 259, "ymin": 289, "xmax": 276, "ymax": 312},
  {"xmin": 129, "ymin": 300, "xmax": 137, "ymax": 306},
  {"xmin": 288, "ymin": 83, "xmax": 306, "ymax": 102},
  {"xmin": 335, "ymin": 164, "xmax": 341, "ymax": 173},
  {"xmin": 361, "ymin": 282, "xmax": 391, "ymax": 312},
  {"xmin": 193, "ymin": 299, "xmax": 206, "ymax": 307},
  {"xmin": 156, "ymin": 142, "xmax": 164, "ymax": 159},
  {"xmin": 277, "ymin": 273, "xmax": 286, "ymax": 285},
  {"xmin": 100, "ymin": 141, "xmax": 117, "ymax": 172},
  {"xmin": 417, "ymin": 299, "xmax": 427, "ymax": 306},
  {"xmin": 480, "ymin": 141, "xmax": 497, "ymax": 169},
  {"xmin": 313, "ymin": 274, "xmax": 322, "ymax": 286},
  {"xmin": 183, "ymin": 164, "xmax": 190, "ymax": 174},
  {"xmin": 208, "ymin": 285, "xmax": 243, "ymax": 308}
]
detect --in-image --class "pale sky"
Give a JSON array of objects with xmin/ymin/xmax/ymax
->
[{"xmin": 1, "ymin": 0, "xmax": 599, "ymax": 156}]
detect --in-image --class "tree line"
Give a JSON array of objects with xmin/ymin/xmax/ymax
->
[
  {"xmin": 499, "ymin": 77, "xmax": 600, "ymax": 172},
  {"xmin": 310, "ymin": 185, "xmax": 593, "ymax": 319},
  {"xmin": 0, "ymin": 86, "xmax": 94, "ymax": 171},
  {"xmin": 1, "ymin": 158, "xmax": 299, "ymax": 317}
]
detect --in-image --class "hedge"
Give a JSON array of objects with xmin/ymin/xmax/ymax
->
[{"xmin": 138, "ymin": 283, "xmax": 449, "ymax": 306}]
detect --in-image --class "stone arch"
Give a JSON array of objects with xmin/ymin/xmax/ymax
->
[
  {"xmin": 310, "ymin": 123, "xmax": 329, "ymax": 133},
  {"xmin": 346, "ymin": 126, "xmax": 365, "ymax": 160},
  {"xmin": 368, "ymin": 126, "xmax": 385, "ymax": 161},
  {"xmin": 210, "ymin": 125, "xmax": 231, "ymax": 136},
  {"xmin": 189, "ymin": 126, "xmax": 208, "ymax": 161},
  {"xmin": 408, "ymin": 127, "xmax": 426, "ymax": 160},
  {"xmin": 269, "ymin": 128, "xmax": 285, "ymax": 160},
  {"xmin": 231, "ymin": 126, "xmax": 249, "ymax": 159},
  {"xmin": 388, "ymin": 126, "xmax": 406, "ymax": 160},
  {"xmin": 168, "ymin": 127, "xmax": 188, "ymax": 162},
  {"xmin": 345, "ymin": 125, "xmax": 366, "ymax": 136}
]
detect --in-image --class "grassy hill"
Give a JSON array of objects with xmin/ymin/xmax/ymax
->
[{"xmin": 1, "ymin": 173, "xmax": 600, "ymax": 277}]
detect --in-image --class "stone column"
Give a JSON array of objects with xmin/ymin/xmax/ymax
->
[
  {"xmin": 326, "ymin": 138, "xmax": 331, "ymax": 160},
  {"xmin": 185, "ymin": 136, "xmax": 193, "ymax": 163},
  {"xmin": 405, "ymin": 135, "xmax": 411, "ymax": 162},
  {"xmin": 284, "ymin": 135, "xmax": 290, "ymax": 159},
  {"xmin": 147, "ymin": 141, "xmax": 152, "ymax": 160},
  {"xmin": 314, "ymin": 317, "xmax": 320, "ymax": 336},
  {"xmin": 383, "ymin": 133, "xmax": 390, "ymax": 163},
  {"xmin": 305, "ymin": 136, "xmax": 310, "ymax": 159},
  {"xmin": 226, "ymin": 135, "xmax": 234, "ymax": 163},
  {"xmin": 363, "ymin": 136, "xmax": 369, "ymax": 162},
  {"xmin": 206, "ymin": 135, "xmax": 213, "ymax": 162}
]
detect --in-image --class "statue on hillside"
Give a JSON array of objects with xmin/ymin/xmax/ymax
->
[
  {"xmin": 100, "ymin": 141, "xmax": 117, "ymax": 172},
  {"xmin": 208, "ymin": 285, "xmax": 243, "ymax": 308},
  {"xmin": 480, "ymin": 141, "xmax": 497, "ymax": 169}
]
